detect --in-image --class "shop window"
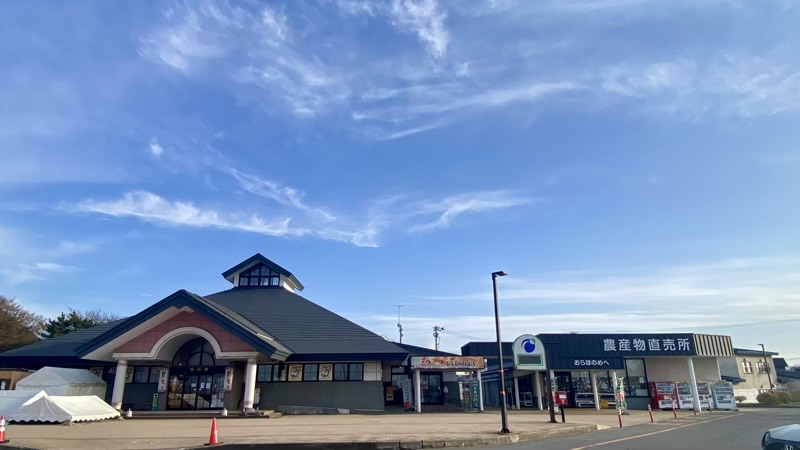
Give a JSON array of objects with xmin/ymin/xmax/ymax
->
[
  {"xmin": 238, "ymin": 264, "xmax": 281, "ymax": 287},
  {"xmin": 132, "ymin": 366, "xmax": 160, "ymax": 384},
  {"xmin": 334, "ymin": 364, "xmax": 348, "ymax": 381},
  {"xmin": 257, "ymin": 365, "xmax": 274, "ymax": 382},
  {"xmin": 742, "ymin": 361, "xmax": 753, "ymax": 374},
  {"xmin": 348, "ymin": 363, "xmax": 364, "ymax": 381},
  {"xmin": 625, "ymin": 359, "xmax": 648, "ymax": 397},
  {"xmin": 572, "ymin": 371, "xmax": 592, "ymax": 394},
  {"xmin": 304, "ymin": 364, "xmax": 319, "ymax": 381}
]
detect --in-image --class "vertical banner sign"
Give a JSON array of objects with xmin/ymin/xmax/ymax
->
[
  {"xmin": 224, "ymin": 366, "xmax": 234, "ymax": 392},
  {"xmin": 401, "ymin": 378, "xmax": 413, "ymax": 409},
  {"xmin": 157, "ymin": 368, "xmax": 169, "ymax": 393},
  {"xmin": 470, "ymin": 380, "xmax": 480, "ymax": 410},
  {"xmin": 151, "ymin": 393, "xmax": 159, "ymax": 411}
]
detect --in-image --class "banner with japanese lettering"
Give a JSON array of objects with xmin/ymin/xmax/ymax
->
[{"xmin": 539, "ymin": 333, "xmax": 696, "ymax": 358}]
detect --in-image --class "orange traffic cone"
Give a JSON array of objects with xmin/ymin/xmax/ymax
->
[
  {"xmin": 0, "ymin": 415, "xmax": 9, "ymax": 444},
  {"xmin": 205, "ymin": 417, "xmax": 221, "ymax": 446}
]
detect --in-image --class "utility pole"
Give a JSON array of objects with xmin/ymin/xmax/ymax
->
[
  {"xmin": 759, "ymin": 344, "xmax": 774, "ymax": 392},
  {"xmin": 394, "ymin": 305, "xmax": 404, "ymax": 343},
  {"xmin": 433, "ymin": 326, "xmax": 444, "ymax": 351}
]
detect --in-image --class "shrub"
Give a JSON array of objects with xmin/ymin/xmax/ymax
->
[
  {"xmin": 735, "ymin": 396, "xmax": 747, "ymax": 404},
  {"xmin": 757, "ymin": 392, "xmax": 778, "ymax": 405},
  {"xmin": 774, "ymin": 392, "xmax": 792, "ymax": 404},
  {"xmin": 791, "ymin": 391, "xmax": 800, "ymax": 403}
]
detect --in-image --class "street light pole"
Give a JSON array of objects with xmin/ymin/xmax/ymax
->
[
  {"xmin": 759, "ymin": 344, "xmax": 774, "ymax": 393},
  {"xmin": 492, "ymin": 271, "xmax": 511, "ymax": 435}
]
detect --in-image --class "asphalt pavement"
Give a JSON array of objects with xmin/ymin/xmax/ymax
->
[{"xmin": 478, "ymin": 409, "xmax": 800, "ymax": 450}]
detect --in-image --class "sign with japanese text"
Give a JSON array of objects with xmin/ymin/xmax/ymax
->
[
  {"xmin": 319, "ymin": 364, "xmax": 333, "ymax": 381},
  {"xmin": 288, "ymin": 364, "xmax": 303, "ymax": 382},
  {"xmin": 157, "ymin": 368, "xmax": 169, "ymax": 392},
  {"xmin": 411, "ymin": 356, "xmax": 485, "ymax": 370},
  {"xmin": 601, "ymin": 337, "xmax": 692, "ymax": 354}
]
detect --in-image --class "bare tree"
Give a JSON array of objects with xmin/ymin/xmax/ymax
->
[{"xmin": 0, "ymin": 295, "xmax": 45, "ymax": 352}]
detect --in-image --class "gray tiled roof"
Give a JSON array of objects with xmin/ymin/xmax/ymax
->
[
  {"xmin": 205, "ymin": 287, "xmax": 406, "ymax": 357},
  {"xmin": 0, "ymin": 320, "xmax": 124, "ymax": 365}
]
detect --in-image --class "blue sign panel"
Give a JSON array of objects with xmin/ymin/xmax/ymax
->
[{"xmin": 538, "ymin": 333, "xmax": 696, "ymax": 358}]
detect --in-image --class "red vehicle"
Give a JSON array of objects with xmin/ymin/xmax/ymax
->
[{"xmin": 649, "ymin": 381, "xmax": 676, "ymax": 410}]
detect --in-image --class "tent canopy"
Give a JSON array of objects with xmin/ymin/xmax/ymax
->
[
  {"xmin": 0, "ymin": 390, "xmax": 119, "ymax": 423},
  {"xmin": 15, "ymin": 367, "xmax": 107, "ymax": 397}
]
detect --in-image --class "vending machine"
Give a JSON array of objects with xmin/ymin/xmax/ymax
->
[
  {"xmin": 696, "ymin": 382, "xmax": 711, "ymax": 409},
  {"xmin": 711, "ymin": 382, "xmax": 737, "ymax": 410},
  {"xmin": 649, "ymin": 381, "xmax": 677, "ymax": 410},
  {"xmin": 675, "ymin": 382, "xmax": 694, "ymax": 410}
]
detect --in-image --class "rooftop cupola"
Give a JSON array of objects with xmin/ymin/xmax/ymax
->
[{"xmin": 221, "ymin": 253, "xmax": 304, "ymax": 292}]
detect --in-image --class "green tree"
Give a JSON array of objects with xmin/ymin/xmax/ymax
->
[
  {"xmin": 0, "ymin": 295, "xmax": 45, "ymax": 352},
  {"xmin": 44, "ymin": 308, "xmax": 122, "ymax": 337}
]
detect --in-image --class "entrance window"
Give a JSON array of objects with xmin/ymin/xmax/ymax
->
[
  {"xmin": 172, "ymin": 338, "xmax": 220, "ymax": 368},
  {"xmin": 168, "ymin": 337, "xmax": 226, "ymax": 410}
]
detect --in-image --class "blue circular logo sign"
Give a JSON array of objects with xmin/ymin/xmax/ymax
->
[{"xmin": 522, "ymin": 339, "xmax": 536, "ymax": 353}]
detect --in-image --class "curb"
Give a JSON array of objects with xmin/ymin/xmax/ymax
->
[{"xmin": 192, "ymin": 424, "xmax": 600, "ymax": 450}]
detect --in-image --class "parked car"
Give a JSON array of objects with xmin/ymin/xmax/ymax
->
[{"xmin": 762, "ymin": 424, "xmax": 800, "ymax": 450}]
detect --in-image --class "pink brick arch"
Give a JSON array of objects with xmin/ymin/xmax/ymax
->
[{"xmin": 115, "ymin": 311, "xmax": 256, "ymax": 356}]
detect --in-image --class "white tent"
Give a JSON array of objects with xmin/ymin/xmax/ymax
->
[
  {"xmin": 0, "ymin": 390, "xmax": 120, "ymax": 423},
  {"xmin": 15, "ymin": 367, "xmax": 107, "ymax": 397}
]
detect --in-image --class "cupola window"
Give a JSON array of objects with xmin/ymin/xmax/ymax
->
[{"xmin": 238, "ymin": 264, "xmax": 281, "ymax": 287}]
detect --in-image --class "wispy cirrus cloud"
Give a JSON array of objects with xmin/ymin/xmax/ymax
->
[
  {"xmin": 389, "ymin": 0, "xmax": 450, "ymax": 59},
  {"xmin": 74, "ymin": 188, "xmax": 535, "ymax": 248},
  {"xmin": 409, "ymin": 190, "xmax": 533, "ymax": 233}
]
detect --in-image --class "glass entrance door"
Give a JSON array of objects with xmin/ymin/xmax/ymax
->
[
  {"xmin": 421, "ymin": 373, "xmax": 443, "ymax": 404},
  {"xmin": 167, "ymin": 372, "xmax": 225, "ymax": 410}
]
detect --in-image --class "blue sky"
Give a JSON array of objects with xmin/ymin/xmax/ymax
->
[{"xmin": 1, "ymin": 0, "xmax": 799, "ymax": 362}]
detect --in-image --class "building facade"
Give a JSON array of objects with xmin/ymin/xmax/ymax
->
[
  {"xmin": 0, "ymin": 254, "xmax": 455, "ymax": 413},
  {"xmin": 464, "ymin": 332, "xmax": 735, "ymax": 411}
]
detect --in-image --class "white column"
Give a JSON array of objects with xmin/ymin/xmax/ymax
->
[
  {"xmin": 591, "ymin": 371, "xmax": 600, "ymax": 411},
  {"xmin": 688, "ymin": 357, "xmax": 702, "ymax": 412},
  {"xmin": 477, "ymin": 370, "xmax": 485, "ymax": 412},
  {"xmin": 715, "ymin": 357, "xmax": 722, "ymax": 380},
  {"xmin": 534, "ymin": 372, "xmax": 543, "ymax": 410},
  {"xmin": 414, "ymin": 369, "xmax": 422, "ymax": 413},
  {"xmin": 111, "ymin": 360, "xmax": 127, "ymax": 410},
  {"xmin": 243, "ymin": 358, "xmax": 257, "ymax": 411},
  {"xmin": 514, "ymin": 376, "xmax": 521, "ymax": 410}
]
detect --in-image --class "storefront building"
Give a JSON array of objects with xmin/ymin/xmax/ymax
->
[
  {"xmin": 463, "ymin": 332, "xmax": 734, "ymax": 411},
  {"xmin": 0, "ymin": 254, "xmax": 436, "ymax": 413}
]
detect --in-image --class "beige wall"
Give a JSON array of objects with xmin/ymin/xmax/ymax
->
[
  {"xmin": 734, "ymin": 355, "xmax": 777, "ymax": 390},
  {"xmin": 644, "ymin": 357, "xmax": 721, "ymax": 382}
]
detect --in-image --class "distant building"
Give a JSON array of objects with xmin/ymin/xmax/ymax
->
[{"xmin": 718, "ymin": 348, "xmax": 788, "ymax": 403}]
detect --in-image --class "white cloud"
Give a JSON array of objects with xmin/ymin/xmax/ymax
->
[
  {"xmin": 227, "ymin": 169, "xmax": 336, "ymax": 221},
  {"xmin": 77, "ymin": 190, "xmax": 295, "ymax": 236},
  {"xmin": 148, "ymin": 138, "xmax": 164, "ymax": 157},
  {"xmin": 260, "ymin": 7, "xmax": 289, "ymax": 43},
  {"xmin": 390, "ymin": 0, "xmax": 450, "ymax": 59},
  {"xmin": 409, "ymin": 190, "xmax": 533, "ymax": 233},
  {"xmin": 74, "ymin": 187, "xmax": 534, "ymax": 248},
  {"xmin": 0, "ymin": 262, "xmax": 76, "ymax": 285},
  {"xmin": 139, "ymin": 4, "xmax": 228, "ymax": 73}
]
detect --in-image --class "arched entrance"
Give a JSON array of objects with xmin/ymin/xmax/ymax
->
[{"xmin": 167, "ymin": 337, "xmax": 227, "ymax": 410}]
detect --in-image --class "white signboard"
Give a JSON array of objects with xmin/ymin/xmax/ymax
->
[
  {"xmin": 513, "ymin": 334, "xmax": 547, "ymax": 371},
  {"xmin": 157, "ymin": 368, "xmax": 169, "ymax": 393},
  {"xmin": 224, "ymin": 366, "xmax": 234, "ymax": 392}
]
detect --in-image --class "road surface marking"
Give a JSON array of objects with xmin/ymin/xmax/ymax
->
[{"xmin": 570, "ymin": 413, "xmax": 743, "ymax": 450}]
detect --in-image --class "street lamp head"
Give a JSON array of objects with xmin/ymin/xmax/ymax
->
[{"xmin": 492, "ymin": 271, "xmax": 508, "ymax": 278}]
